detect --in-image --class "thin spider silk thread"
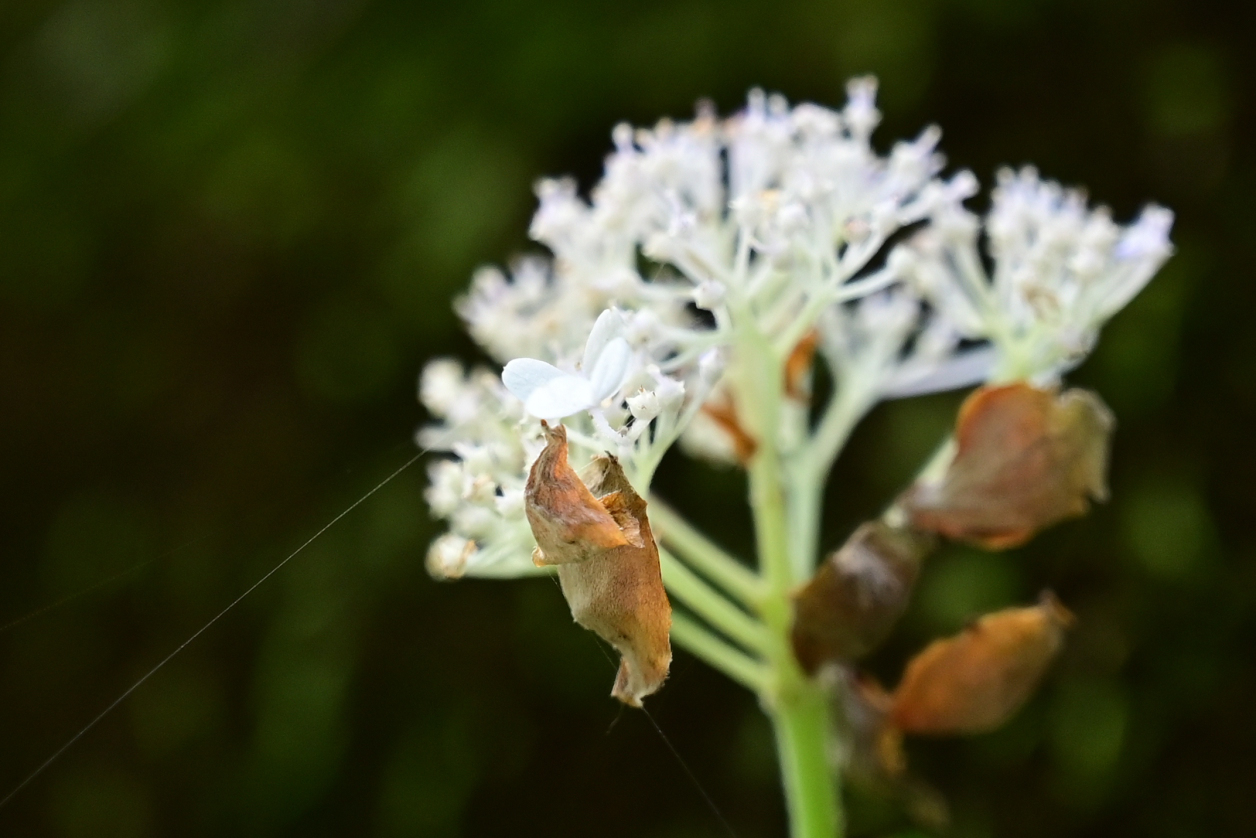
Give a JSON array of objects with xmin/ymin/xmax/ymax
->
[
  {"xmin": 0, "ymin": 534, "xmax": 218, "ymax": 636},
  {"xmin": 6, "ymin": 442, "xmax": 737, "ymax": 837},
  {"xmin": 0, "ymin": 450, "xmax": 424, "ymax": 811},
  {"xmin": 547, "ymin": 574, "xmax": 739, "ymax": 838}
]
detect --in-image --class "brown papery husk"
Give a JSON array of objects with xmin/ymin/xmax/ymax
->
[
  {"xmin": 791, "ymin": 521, "xmax": 935, "ymax": 673},
  {"xmin": 525, "ymin": 422, "xmax": 630, "ymax": 566},
  {"xmin": 903, "ymin": 383, "xmax": 1114, "ymax": 549},
  {"xmin": 890, "ymin": 592, "xmax": 1075, "ymax": 735},
  {"xmin": 523, "ymin": 423, "xmax": 672, "ymax": 706}
]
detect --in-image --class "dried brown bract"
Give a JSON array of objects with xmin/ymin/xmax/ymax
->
[
  {"xmin": 890, "ymin": 592, "xmax": 1075, "ymax": 735},
  {"xmin": 903, "ymin": 383, "xmax": 1114, "ymax": 549},
  {"xmin": 524, "ymin": 422, "xmax": 672, "ymax": 706},
  {"xmin": 830, "ymin": 668, "xmax": 904, "ymax": 782},
  {"xmin": 785, "ymin": 329, "xmax": 820, "ymax": 402},
  {"xmin": 791, "ymin": 522, "xmax": 935, "ymax": 672},
  {"xmin": 525, "ymin": 422, "xmax": 630, "ymax": 565},
  {"xmin": 700, "ymin": 396, "xmax": 758, "ymax": 463}
]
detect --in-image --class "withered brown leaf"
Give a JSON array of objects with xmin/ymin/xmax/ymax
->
[
  {"xmin": 903, "ymin": 383, "xmax": 1114, "ymax": 549},
  {"xmin": 889, "ymin": 592, "xmax": 1074, "ymax": 735},
  {"xmin": 830, "ymin": 667, "xmax": 905, "ymax": 782},
  {"xmin": 525, "ymin": 422, "xmax": 630, "ymax": 566},
  {"xmin": 791, "ymin": 522, "xmax": 935, "ymax": 672},
  {"xmin": 524, "ymin": 422, "xmax": 672, "ymax": 706}
]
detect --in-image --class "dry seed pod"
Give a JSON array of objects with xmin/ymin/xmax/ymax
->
[
  {"xmin": 890, "ymin": 592, "xmax": 1075, "ymax": 735},
  {"xmin": 524, "ymin": 423, "xmax": 672, "ymax": 706},
  {"xmin": 791, "ymin": 522, "xmax": 935, "ymax": 672},
  {"xmin": 903, "ymin": 383, "xmax": 1114, "ymax": 549},
  {"xmin": 828, "ymin": 667, "xmax": 906, "ymax": 783}
]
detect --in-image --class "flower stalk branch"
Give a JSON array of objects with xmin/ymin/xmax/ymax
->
[
  {"xmin": 650, "ymin": 500, "xmax": 763, "ymax": 606},
  {"xmin": 658, "ymin": 549, "xmax": 769, "ymax": 655},
  {"xmin": 669, "ymin": 611, "xmax": 771, "ymax": 692}
]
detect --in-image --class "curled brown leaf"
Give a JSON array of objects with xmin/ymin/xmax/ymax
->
[
  {"xmin": 524, "ymin": 423, "xmax": 672, "ymax": 706},
  {"xmin": 890, "ymin": 592, "xmax": 1075, "ymax": 735},
  {"xmin": 826, "ymin": 666, "xmax": 950, "ymax": 831},
  {"xmin": 903, "ymin": 383, "xmax": 1114, "ymax": 549},
  {"xmin": 791, "ymin": 522, "xmax": 935, "ymax": 672},
  {"xmin": 525, "ymin": 422, "xmax": 630, "ymax": 566}
]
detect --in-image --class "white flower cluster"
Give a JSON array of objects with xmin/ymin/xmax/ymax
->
[
  {"xmin": 419, "ymin": 360, "xmax": 542, "ymax": 579},
  {"xmin": 419, "ymin": 79, "xmax": 1173, "ymax": 578},
  {"xmin": 901, "ymin": 166, "xmax": 1174, "ymax": 381}
]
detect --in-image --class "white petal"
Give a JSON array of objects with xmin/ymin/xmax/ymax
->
[
  {"xmin": 525, "ymin": 375, "xmax": 596, "ymax": 420},
  {"xmin": 587, "ymin": 336, "xmax": 631, "ymax": 402},
  {"xmin": 582, "ymin": 308, "xmax": 626, "ymax": 372},
  {"xmin": 502, "ymin": 358, "xmax": 568, "ymax": 403}
]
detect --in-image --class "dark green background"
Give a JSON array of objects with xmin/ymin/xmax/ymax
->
[{"xmin": 1, "ymin": 0, "xmax": 1252, "ymax": 835}]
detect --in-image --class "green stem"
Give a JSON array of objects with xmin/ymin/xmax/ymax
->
[
  {"xmin": 769, "ymin": 683, "xmax": 842, "ymax": 838},
  {"xmin": 786, "ymin": 387, "xmax": 868, "ymax": 578},
  {"xmin": 751, "ymin": 439, "xmax": 844, "ymax": 838},
  {"xmin": 670, "ymin": 611, "xmax": 770, "ymax": 692},
  {"xmin": 883, "ymin": 436, "xmax": 956, "ymax": 529},
  {"xmin": 651, "ymin": 499, "xmax": 764, "ymax": 607},
  {"xmin": 734, "ymin": 305, "xmax": 844, "ymax": 838},
  {"xmin": 659, "ymin": 549, "xmax": 769, "ymax": 654}
]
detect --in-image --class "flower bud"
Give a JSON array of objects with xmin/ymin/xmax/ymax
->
[
  {"xmin": 627, "ymin": 388, "xmax": 662, "ymax": 422},
  {"xmin": 698, "ymin": 349, "xmax": 725, "ymax": 384},
  {"xmin": 419, "ymin": 358, "xmax": 466, "ymax": 416},
  {"xmin": 426, "ymin": 533, "xmax": 477, "ymax": 580},
  {"xmin": 692, "ymin": 279, "xmax": 727, "ymax": 311},
  {"xmin": 649, "ymin": 368, "xmax": 686, "ymax": 411}
]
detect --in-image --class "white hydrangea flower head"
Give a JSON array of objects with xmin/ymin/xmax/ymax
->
[
  {"xmin": 902, "ymin": 166, "xmax": 1174, "ymax": 381},
  {"xmin": 420, "ymin": 79, "xmax": 1173, "ymax": 578}
]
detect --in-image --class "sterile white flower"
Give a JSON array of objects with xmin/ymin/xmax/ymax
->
[{"xmin": 502, "ymin": 309, "xmax": 634, "ymax": 420}]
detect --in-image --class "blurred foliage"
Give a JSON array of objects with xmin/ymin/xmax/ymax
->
[{"xmin": 1, "ymin": 0, "xmax": 1255, "ymax": 836}]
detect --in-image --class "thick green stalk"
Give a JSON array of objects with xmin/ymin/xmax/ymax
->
[
  {"xmin": 750, "ymin": 442, "xmax": 843, "ymax": 838},
  {"xmin": 786, "ymin": 386, "xmax": 867, "ymax": 579},
  {"xmin": 736, "ymin": 313, "xmax": 843, "ymax": 838},
  {"xmin": 770, "ymin": 682, "xmax": 841, "ymax": 838}
]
